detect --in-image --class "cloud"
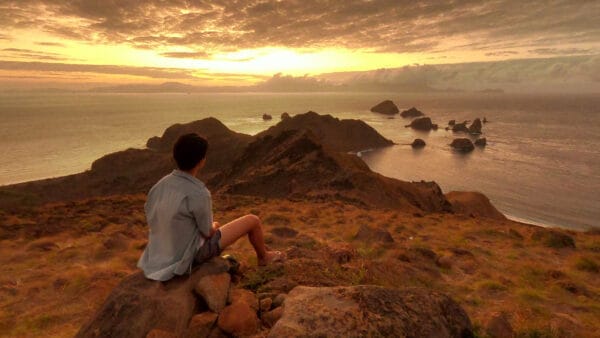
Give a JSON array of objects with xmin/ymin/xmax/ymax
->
[
  {"xmin": 35, "ymin": 41, "xmax": 66, "ymax": 47},
  {"xmin": 528, "ymin": 47, "xmax": 595, "ymax": 55},
  {"xmin": 1, "ymin": 47, "xmax": 79, "ymax": 61},
  {"xmin": 160, "ymin": 51, "xmax": 211, "ymax": 59},
  {"xmin": 485, "ymin": 51, "xmax": 519, "ymax": 57},
  {"xmin": 0, "ymin": 1, "xmax": 598, "ymax": 55},
  {"xmin": 318, "ymin": 55, "xmax": 600, "ymax": 93},
  {"xmin": 0, "ymin": 61, "xmax": 200, "ymax": 79}
]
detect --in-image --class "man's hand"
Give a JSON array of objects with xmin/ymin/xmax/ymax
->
[{"xmin": 209, "ymin": 221, "xmax": 220, "ymax": 237}]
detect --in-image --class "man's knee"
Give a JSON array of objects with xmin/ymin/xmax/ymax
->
[{"xmin": 246, "ymin": 214, "xmax": 261, "ymax": 226}]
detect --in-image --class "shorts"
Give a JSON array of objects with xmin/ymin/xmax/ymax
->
[{"xmin": 194, "ymin": 229, "xmax": 222, "ymax": 265}]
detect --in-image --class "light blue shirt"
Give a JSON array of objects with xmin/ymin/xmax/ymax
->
[{"xmin": 137, "ymin": 169, "xmax": 213, "ymax": 281}]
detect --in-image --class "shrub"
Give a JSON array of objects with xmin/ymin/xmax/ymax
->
[{"xmin": 575, "ymin": 257, "xmax": 599, "ymax": 273}]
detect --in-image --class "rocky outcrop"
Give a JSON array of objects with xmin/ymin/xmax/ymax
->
[
  {"xmin": 269, "ymin": 285, "xmax": 473, "ymax": 337},
  {"xmin": 281, "ymin": 112, "xmax": 291, "ymax": 120},
  {"xmin": 468, "ymin": 118, "xmax": 482, "ymax": 134},
  {"xmin": 450, "ymin": 138, "xmax": 475, "ymax": 153},
  {"xmin": 400, "ymin": 107, "xmax": 424, "ymax": 118},
  {"xmin": 446, "ymin": 191, "xmax": 506, "ymax": 220},
  {"xmin": 257, "ymin": 111, "xmax": 393, "ymax": 152},
  {"xmin": 75, "ymin": 257, "xmax": 231, "ymax": 338},
  {"xmin": 211, "ymin": 129, "xmax": 451, "ymax": 212},
  {"xmin": 411, "ymin": 139, "xmax": 426, "ymax": 148},
  {"xmin": 406, "ymin": 117, "xmax": 438, "ymax": 131},
  {"xmin": 370, "ymin": 100, "xmax": 399, "ymax": 115}
]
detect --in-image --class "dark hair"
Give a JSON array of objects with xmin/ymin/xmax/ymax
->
[{"xmin": 173, "ymin": 133, "xmax": 208, "ymax": 170}]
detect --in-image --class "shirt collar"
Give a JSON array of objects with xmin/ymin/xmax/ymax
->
[{"xmin": 172, "ymin": 169, "xmax": 206, "ymax": 188}]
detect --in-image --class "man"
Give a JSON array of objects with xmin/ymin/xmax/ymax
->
[{"xmin": 137, "ymin": 133, "xmax": 284, "ymax": 281}]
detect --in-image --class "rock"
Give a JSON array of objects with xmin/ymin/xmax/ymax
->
[
  {"xmin": 532, "ymin": 230, "xmax": 576, "ymax": 248},
  {"xmin": 263, "ymin": 114, "xmax": 272, "ymax": 120},
  {"xmin": 281, "ymin": 112, "xmax": 291, "ymax": 120},
  {"xmin": 411, "ymin": 139, "xmax": 426, "ymax": 148},
  {"xmin": 260, "ymin": 297, "xmax": 273, "ymax": 312},
  {"xmin": 452, "ymin": 121, "xmax": 469, "ymax": 133},
  {"xmin": 228, "ymin": 288, "xmax": 259, "ymax": 311},
  {"xmin": 406, "ymin": 117, "xmax": 436, "ymax": 131},
  {"xmin": 370, "ymin": 100, "xmax": 399, "ymax": 115},
  {"xmin": 76, "ymin": 257, "xmax": 230, "ymax": 338},
  {"xmin": 400, "ymin": 107, "xmax": 424, "ymax": 118},
  {"xmin": 262, "ymin": 306, "xmax": 284, "ymax": 328},
  {"xmin": 485, "ymin": 312, "xmax": 514, "ymax": 338},
  {"xmin": 146, "ymin": 329, "xmax": 177, "ymax": 338},
  {"xmin": 450, "ymin": 138, "xmax": 475, "ymax": 153},
  {"xmin": 483, "ymin": 117, "xmax": 488, "ymax": 123},
  {"xmin": 217, "ymin": 302, "xmax": 259, "ymax": 336},
  {"xmin": 445, "ymin": 191, "xmax": 506, "ymax": 220},
  {"xmin": 468, "ymin": 118, "xmax": 482, "ymax": 134},
  {"xmin": 474, "ymin": 138, "xmax": 487, "ymax": 147},
  {"xmin": 195, "ymin": 273, "xmax": 231, "ymax": 313},
  {"xmin": 187, "ymin": 312, "xmax": 218, "ymax": 338},
  {"xmin": 448, "ymin": 120, "xmax": 456, "ymax": 126},
  {"xmin": 268, "ymin": 285, "xmax": 472, "ymax": 337},
  {"xmin": 436, "ymin": 255, "xmax": 453, "ymax": 269},
  {"xmin": 353, "ymin": 224, "xmax": 394, "ymax": 243},
  {"xmin": 272, "ymin": 293, "xmax": 286, "ymax": 308}
]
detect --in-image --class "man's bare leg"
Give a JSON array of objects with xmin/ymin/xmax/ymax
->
[{"xmin": 218, "ymin": 214, "xmax": 284, "ymax": 265}]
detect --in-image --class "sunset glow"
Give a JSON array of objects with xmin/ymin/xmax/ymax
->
[{"xmin": 0, "ymin": 1, "xmax": 598, "ymax": 90}]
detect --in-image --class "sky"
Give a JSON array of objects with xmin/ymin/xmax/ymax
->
[{"xmin": 0, "ymin": 0, "xmax": 599, "ymax": 91}]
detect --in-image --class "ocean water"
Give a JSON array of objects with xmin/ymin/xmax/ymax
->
[{"xmin": 0, "ymin": 92, "xmax": 598, "ymax": 230}]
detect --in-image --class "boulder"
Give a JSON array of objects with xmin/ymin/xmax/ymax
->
[
  {"xmin": 272, "ymin": 293, "xmax": 286, "ymax": 308},
  {"xmin": 448, "ymin": 120, "xmax": 456, "ymax": 126},
  {"xmin": 260, "ymin": 297, "xmax": 273, "ymax": 312},
  {"xmin": 406, "ymin": 117, "xmax": 436, "ymax": 131},
  {"xmin": 281, "ymin": 112, "xmax": 291, "ymax": 120},
  {"xmin": 445, "ymin": 191, "xmax": 506, "ymax": 220},
  {"xmin": 370, "ymin": 100, "xmax": 399, "ymax": 115},
  {"xmin": 217, "ymin": 302, "xmax": 259, "ymax": 336},
  {"xmin": 187, "ymin": 312, "xmax": 218, "ymax": 338},
  {"xmin": 194, "ymin": 273, "xmax": 231, "ymax": 313},
  {"xmin": 263, "ymin": 113, "xmax": 273, "ymax": 120},
  {"xmin": 146, "ymin": 329, "xmax": 177, "ymax": 338},
  {"xmin": 353, "ymin": 224, "xmax": 394, "ymax": 244},
  {"xmin": 268, "ymin": 285, "xmax": 472, "ymax": 337},
  {"xmin": 450, "ymin": 138, "xmax": 475, "ymax": 153},
  {"xmin": 468, "ymin": 118, "xmax": 482, "ymax": 134},
  {"xmin": 474, "ymin": 138, "xmax": 487, "ymax": 147},
  {"xmin": 262, "ymin": 306, "xmax": 284, "ymax": 328},
  {"xmin": 411, "ymin": 139, "xmax": 426, "ymax": 148},
  {"xmin": 228, "ymin": 288, "xmax": 259, "ymax": 311},
  {"xmin": 452, "ymin": 121, "xmax": 469, "ymax": 133},
  {"xmin": 76, "ymin": 257, "xmax": 230, "ymax": 338},
  {"xmin": 400, "ymin": 107, "xmax": 424, "ymax": 118}
]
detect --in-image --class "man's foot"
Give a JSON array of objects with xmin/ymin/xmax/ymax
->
[{"xmin": 258, "ymin": 250, "xmax": 286, "ymax": 266}]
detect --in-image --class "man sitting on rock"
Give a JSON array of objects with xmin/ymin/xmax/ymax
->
[{"xmin": 137, "ymin": 133, "xmax": 284, "ymax": 281}]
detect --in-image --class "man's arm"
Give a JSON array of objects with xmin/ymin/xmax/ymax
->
[{"xmin": 187, "ymin": 192, "xmax": 213, "ymax": 238}]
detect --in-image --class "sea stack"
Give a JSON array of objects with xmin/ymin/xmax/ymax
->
[
  {"xmin": 411, "ymin": 139, "xmax": 426, "ymax": 148},
  {"xmin": 406, "ymin": 117, "xmax": 438, "ymax": 131},
  {"xmin": 450, "ymin": 138, "xmax": 475, "ymax": 152},
  {"xmin": 263, "ymin": 114, "xmax": 273, "ymax": 120},
  {"xmin": 400, "ymin": 107, "xmax": 424, "ymax": 118},
  {"xmin": 370, "ymin": 100, "xmax": 399, "ymax": 115}
]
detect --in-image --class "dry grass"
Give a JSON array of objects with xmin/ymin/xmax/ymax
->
[{"xmin": 1, "ymin": 193, "xmax": 599, "ymax": 337}]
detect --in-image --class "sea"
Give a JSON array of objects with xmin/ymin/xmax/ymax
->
[{"xmin": 0, "ymin": 91, "xmax": 598, "ymax": 230}]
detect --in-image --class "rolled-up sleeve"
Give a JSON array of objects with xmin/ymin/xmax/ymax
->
[{"xmin": 187, "ymin": 192, "xmax": 213, "ymax": 238}]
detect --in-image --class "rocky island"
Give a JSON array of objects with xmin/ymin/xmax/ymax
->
[{"xmin": 0, "ymin": 112, "xmax": 598, "ymax": 337}]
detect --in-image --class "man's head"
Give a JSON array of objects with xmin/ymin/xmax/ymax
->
[{"xmin": 173, "ymin": 133, "xmax": 208, "ymax": 171}]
